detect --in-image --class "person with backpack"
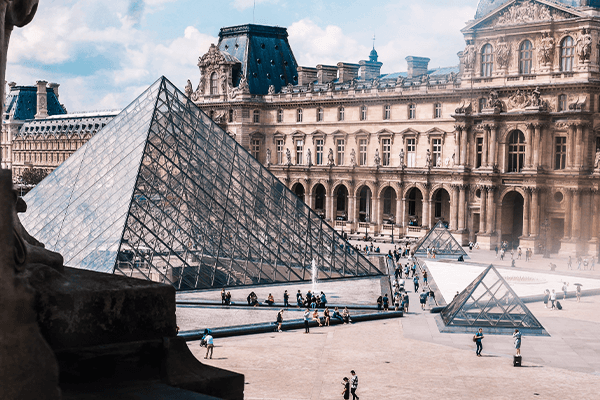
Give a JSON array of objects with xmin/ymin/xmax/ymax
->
[
  {"xmin": 283, "ymin": 290, "xmax": 289, "ymax": 307},
  {"xmin": 350, "ymin": 370, "xmax": 359, "ymax": 400},
  {"xmin": 474, "ymin": 328, "xmax": 484, "ymax": 357}
]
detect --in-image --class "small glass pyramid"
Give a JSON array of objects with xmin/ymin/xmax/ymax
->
[
  {"xmin": 441, "ymin": 264, "xmax": 546, "ymax": 331},
  {"xmin": 21, "ymin": 77, "xmax": 383, "ymax": 290},
  {"xmin": 413, "ymin": 220, "xmax": 468, "ymax": 259}
]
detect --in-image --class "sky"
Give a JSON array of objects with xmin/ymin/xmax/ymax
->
[{"xmin": 6, "ymin": 0, "xmax": 478, "ymax": 112}]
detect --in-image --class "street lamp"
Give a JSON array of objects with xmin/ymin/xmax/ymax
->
[{"xmin": 390, "ymin": 214, "xmax": 395, "ymax": 244}]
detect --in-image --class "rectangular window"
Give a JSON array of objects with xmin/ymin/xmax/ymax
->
[
  {"xmin": 251, "ymin": 139, "xmax": 260, "ymax": 161},
  {"xmin": 476, "ymin": 137, "xmax": 483, "ymax": 168},
  {"xmin": 554, "ymin": 136, "xmax": 567, "ymax": 170},
  {"xmin": 384, "ymin": 105, "xmax": 391, "ymax": 120},
  {"xmin": 276, "ymin": 139, "xmax": 284, "ymax": 165},
  {"xmin": 297, "ymin": 109, "xmax": 303, "ymax": 123},
  {"xmin": 337, "ymin": 139, "xmax": 345, "ymax": 166},
  {"xmin": 406, "ymin": 138, "xmax": 416, "ymax": 167},
  {"xmin": 316, "ymin": 139, "xmax": 324, "ymax": 165},
  {"xmin": 359, "ymin": 139, "xmax": 368, "ymax": 166},
  {"xmin": 253, "ymin": 110, "xmax": 260, "ymax": 123},
  {"xmin": 434, "ymin": 103, "xmax": 442, "ymax": 119},
  {"xmin": 432, "ymin": 138, "xmax": 442, "ymax": 167},
  {"xmin": 558, "ymin": 95, "xmax": 567, "ymax": 112},
  {"xmin": 295, "ymin": 140, "xmax": 303, "ymax": 165},
  {"xmin": 382, "ymin": 138, "xmax": 391, "ymax": 166},
  {"xmin": 408, "ymin": 104, "xmax": 416, "ymax": 119},
  {"xmin": 229, "ymin": 109, "xmax": 234, "ymax": 123},
  {"xmin": 317, "ymin": 108, "xmax": 323, "ymax": 122},
  {"xmin": 277, "ymin": 109, "xmax": 283, "ymax": 123}
]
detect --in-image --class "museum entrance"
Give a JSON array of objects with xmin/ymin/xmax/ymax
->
[
  {"xmin": 334, "ymin": 185, "xmax": 348, "ymax": 220},
  {"xmin": 292, "ymin": 183, "xmax": 305, "ymax": 203},
  {"xmin": 358, "ymin": 186, "xmax": 372, "ymax": 223},
  {"xmin": 501, "ymin": 191, "xmax": 524, "ymax": 248}
]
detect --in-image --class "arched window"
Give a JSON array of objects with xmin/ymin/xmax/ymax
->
[
  {"xmin": 408, "ymin": 104, "xmax": 416, "ymax": 119},
  {"xmin": 481, "ymin": 44, "xmax": 494, "ymax": 77},
  {"xmin": 434, "ymin": 103, "xmax": 442, "ymax": 118},
  {"xmin": 560, "ymin": 36, "xmax": 574, "ymax": 72},
  {"xmin": 297, "ymin": 108, "xmax": 303, "ymax": 123},
  {"xmin": 519, "ymin": 40, "xmax": 533, "ymax": 74},
  {"xmin": 317, "ymin": 108, "xmax": 324, "ymax": 122},
  {"xmin": 210, "ymin": 72, "xmax": 218, "ymax": 95},
  {"xmin": 338, "ymin": 106, "xmax": 345, "ymax": 121},
  {"xmin": 360, "ymin": 105, "xmax": 367, "ymax": 121},
  {"xmin": 507, "ymin": 130, "xmax": 526, "ymax": 173}
]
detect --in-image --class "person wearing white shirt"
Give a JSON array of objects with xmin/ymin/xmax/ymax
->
[
  {"xmin": 550, "ymin": 289, "xmax": 557, "ymax": 310},
  {"xmin": 204, "ymin": 334, "xmax": 214, "ymax": 359}
]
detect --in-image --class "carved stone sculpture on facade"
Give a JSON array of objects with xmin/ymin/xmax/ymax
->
[
  {"xmin": 268, "ymin": 84, "xmax": 276, "ymax": 95},
  {"xmin": 372, "ymin": 78, "xmax": 380, "ymax": 89},
  {"xmin": 595, "ymin": 149, "xmax": 600, "ymax": 170},
  {"xmin": 494, "ymin": 1, "xmax": 567, "ymax": 27},
  {"xmin": 455, "ymin": 101, "xmax": 472, "ymax": 114},
  {"xmin": 538, "ymin": 32, "xmax": 555, "ymax": 66},
  {"xmin": 327, "ymin": 148, "xmax": 335, "ymax": 166},
  {"xmin": 495, "ymin": 40, "xmax": 511, "ymax": 69},
  {"xmin": 350, "ymin": 148, "xmax": 357, "ymax": 166},
  {"xmin": 185, "ymin": 79, "xmax": 193, "ymax": 98},
  {"xmin": 486, "ymin": 90, "xmax": 503, "ymax": 111},
  {"xmin": 395, "ymin": 76, "xmax": 405, "ymax": 87},
  {"xmin": 374, "ymin": 148, "xmax": 381, "ymax": 166},
  {"xmin": 436, "ymin": 156, "xmax": 442, "ymax": 168},
  {"xmin": 265, "ymin": 149, "xmax": 271, "ymax": 167},
  {"xmin": 463, "ymin": 44, "xmax": 476, "ymax": 70},
  {"xmin": 399, "ymin": 149, "xmax": 405, "ymax": 168},
  {"xmin": 285, "ymin": 148, "xmax": 292, "ymax": 166},
  {"xmin": 576, "ymin": 28, "xmax": 593, "ymax": 62},
  {"xmin": 508, "ymin": 89, "xmax": 531, "ymax": 110},
  {"xmin": 425, "ymin": 149, "xmax": 432, "ymax": 168},
  {"xmin": 306, "ymin": 148, "xmax": 312, "ymax": 166},
  {"xmin": 530, "ymin": 86, "xmax": 542, "ymax": 107}
]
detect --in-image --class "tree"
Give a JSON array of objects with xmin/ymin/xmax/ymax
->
[{"xmin": 21, "ymin": 167, "xmax": 48, "ymax": 185}]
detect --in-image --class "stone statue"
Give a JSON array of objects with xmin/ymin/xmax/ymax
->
[
  {"xmin": 576, "ymin": 28, "xmax": 593, "ymax": 62},
  {"xmin": 530, "ymin": 86, "xmax": 542, "ymax": 107},
  {"xmin": 285, "ymin": 148, "xmax": 292, "ymax": 166},
  {"xmin": 451, "ymin": 152, "xmax": 456, "ymax": 167},
  {"xmin": 487, "ymin": 90, "xmax": 502, "ymax": 110},
  {"xmin": 306, "ymin": 148, "xmax": 312, "ymax": 166},
  {"xmin": 436, "ymin": 156, "xmax": 442, "ymax": 168},
  {"xmin": 395, "ymin": 75, "xmax": 405, "ymax": 87},
  {"xmin": 327, "ymin": 148, "xmax": 335, "ymax": 166},
  {"xmin": 420, "ymin": 74, "xmax": 429, "ymax": 85},
  {"xmin": 266, "ymin": 149, "xmax": 271, "ymax": 166},
  {"xmin": 350, "ymin": 148, "xmax": 357, "ymax": 166},
  {"xmin": 538, "ymin": 32, "xmax": 555, "ymax": 65},
  {"xmin": 374, "ymin": 149, "xmax": 381, "ymax": 166},
  {"xmin": 444, "ymin": 156, "xmax": 450, "ymax": 167},
  {"xmin": 307, "ymin": 81, "xmax": 314, "ymax": 92},
  {"xmin": 496, "ymin": 40, "xmax": 510, "ymax": 69},
  {"xmin": 595, "ymin": 149, "xmax": 600, "ymax": 169},
  {"xmin": 239, "ymin": 74, "xmax": 250, "ymax": 93},
  {"xmin": 463, "ymin": 44, "xmax": 476, "ymax": 69},
  {"xmin": 372, "ymin": 78, "xmax": 380, "ymax": 89},
  {"xmin": 185, "ymin": 79, "xmax": 193, "ymax": 98},
  {"xmin": 425, "ymin": 149, "xmax": 432, "ymax": 168},
  {"xmin": 268, "ymin": 84, "xmax": 276, "ymax": 95},
  {"xmin": 327, "ymin": 81, "xmax": 334, "ymax": 91},
  {"xmin": 399, "ymin": 149, "xmax": 405, "ymax": 167}
]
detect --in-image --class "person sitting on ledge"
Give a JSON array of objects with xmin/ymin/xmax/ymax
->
[
  {"xmin": 249, "ymin": 292, "xmax": 259, "ymax": 307},
  {"xmin": 312, "ymin": 309, "xmax": 323, "ymax": 327},
  {"xmin": 332, "ymin": 307, "xmax": 344, "ymax": 323},
  {"xmin": 323, "ymin": 307, "xmax": 331, "ymax": 326},
  {"xmin": 342, "ymin": 307, "xmax": 351, "ymax": 324},
  {"xmin": 265, "ymin": 293, "xmax": 274, "ymax": 306}
]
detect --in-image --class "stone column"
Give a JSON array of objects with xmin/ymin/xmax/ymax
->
[
  {"xmin": 592, "ymin": 190, "xmax": 599, "ymax": 242},
  {"xmin": 450, "ymin": 185, "xmax": 459, "ymax": 231},
  {"xmin": 396, "ymin": 197, "xmax": 402, "ymax": 227},
  {"xmin": 421, "ymin": 186, "xmax": 430, "ymax": 229},
  {"xmin": 375, "ymin": 196, "xmax": 382, "ymax": 228},
  {"xmin": 349, "ymin": 195, "xmax": 356, "ymax": 224},
  {"xmin": 575, "ymin": 125, "xmax": 583, "ymax": 169},
  {"xmin": 325, "ymin": 192, "xmax": 332, "ymax": 221},
  {"xmin": 533, "ymin": 124, "xmax": 542, "ymax": 169},
  {"xmin": 482, "ymin": 126, "xmax": 489, "ymax": 167},
  {"xmin": 479, "ymin": 188, "xmax": 487, "ymax": 234},
  {"xmin": 525, "ymin": 123, "xmax": 534, "ymax": 168},
  {"xmin": 486, "ymin": 186, "xmax": 495, "ymax": 234},
  {"xmin": 460, "ymin": 127, "xmax": 468, "ymax": 166},
  {"xmin": 572, "ymin": 189, "xmax": 581, "ymax": 239},
  {"xmin": 489, "ymin": 125, "xmax": 497, "ymax": 168},
  {"xmin": 496, "ymin": 203, "xmax": 503, "ymax": 241},
  {"xmin": 458, "ymin": 185, "xmax": 466, "ymax": 231},
  {"xmin": 530, "ymin": 188, "xmax": 539, "ymax": 237},
  {"xmin": 564, "ymin": 189, "xmax": 572, "ymax": 239},
  {"xmin": 454, "ymin": 128, "xmax": 461, "ymax": 166},
  {"xmin": 568, "ymin": 124, "xmax": 576, "ymax": 169},
  {"xmin": 401, "ymin": 197, "xmax": 407, "ymax": 229},
  {"xmin": 523, "ymin": 189, "xmax": 530, "ymax": 237}
]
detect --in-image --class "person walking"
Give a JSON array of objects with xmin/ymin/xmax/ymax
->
[
  {"xmin": 283, "ymin": 290, "xmax": 289, "ymax": 307},
  {"xmin": 543, "ymin": 289, "xmax": 549, "ymax": 308},
  {"xmin": 204, "ymin": 332, "xmax": 214, "ymax": 359},
  {"xmin": 562, "ymin": 282, "xmax": 568, "ymax": 300},
  {"xmin": 225, "ymin": 291, "xmax": 231, "ymax": 305},
  {"xmin": 495, "ymin": 245, "xmax": 498, "ymax": 258},
  {"xmin": 419, "ymin": 289, "xmax": 428, "ymax": 310},
  {"xmin": 576, "ymin": 285, "xmax": 581, "ymax": 303},
  {"xmin": 275, "ymin": 309, "xmax": 284, "ymax": 332},
  {"xmin": 382, "ymin": 293, "xmax": 389, "ymax": 311},
  {"xmin": 350, "ymin": 370, "xmax": 359, "ymax": 400},
  {"xmin": 303, "ymin": 308, "xmax": 311, "ymax": 333},
  {"xmin": 221, "ymin": 288, "xmax": 226, "ymax": 305},
  {"xmin": 474, "ymin": 328, "xmax": 484, "ymax": 357},
  {"xmin": 550, "ymin": 289, "xmax": 557, "ymax": 310},
  {"xmin": 567, "ymin": 256, "xmax": 572, "ymax": 270},
  {"xmin": 413, "ymin": 275, "xmax": 419, "ymax": 292},
  {"xmin": 341, "ymin": 377, "xmax": 350, "ymax": 400},
  {"xmin": 513, "ymin": 329, "xmax": 522, "ymax": 356}
]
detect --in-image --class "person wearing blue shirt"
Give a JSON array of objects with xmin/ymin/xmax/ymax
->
[
  {"xmin": 474, "ymin": 328, "xmax": 484, "ymax": 357},
  {"xmin": 513, "ymin": 329, "xmax": 522, "ymax": 356},
  {"xmin": 413, "ymin": 276, "xmax": 419, "ymax": 292}
]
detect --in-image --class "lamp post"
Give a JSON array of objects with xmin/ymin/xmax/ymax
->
[
  {"xmin": 390, "ymin": 214, "xmax": 395, "ymax": 244},
  {"xmin": 541, "ymin": 217, "xmax": 550, "ymax": 258}
]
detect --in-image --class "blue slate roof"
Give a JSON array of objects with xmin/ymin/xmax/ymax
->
[
  {"xmin": 4, "ymin": 86, "xmax": 66, "ymax": 121},
  {"xmin": 218, "ymin": 24, "xmax": 299, "ymax": 95},
  {"xmin": 475, "ymin": 0, "xmax": 581, "ymax": 19}
]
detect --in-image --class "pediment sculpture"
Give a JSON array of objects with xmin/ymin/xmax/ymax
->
[
  {"xmin": 492, "ymin": 1, "xmax": 572, "ymax": 27},
  {"xmin": 198, "ymin": 44, "xmax": 228, "ymax": 68}
]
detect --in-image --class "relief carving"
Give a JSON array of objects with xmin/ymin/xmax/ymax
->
[
  {"xmin": 575, "ymin": 28, "xmax": 593, "ymax": 62},
  {"xmin": 494, "ymin": 1, "xmax": 571, "ymax": 27},
  {"xmin": 495, "ymin": 40, "xmax": 511, "ymax": 69},
  {"xmin": 463, "ymin": 44, "xmax": 476, "ymax": 70},
  {"xmin": 538, "ymin": 32, "xmax": 555, "ymax": 66}
]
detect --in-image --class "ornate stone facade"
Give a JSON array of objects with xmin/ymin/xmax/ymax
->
[{"xmin": 189, "ymin": 2, "xmax": 600, "ymax": 257}]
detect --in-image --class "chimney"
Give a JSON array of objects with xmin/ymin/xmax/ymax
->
[
  {"xmin": 337, "ymin": 62, "xmax": 360, "ymax": 83},
  {"xmin": 297, "ymin": 67, "xmax": 318, "ymax": 86},
  {"xmin": 48, "ymin": 82, "xmax": 59, "ymax": 100},
  {"xmin": 405, "ymin": 56, "xmax": 430, "ymax": 79},
  {"xmin": 316, "ymin": 65, "xmax": 338, "ymax": 84},
  {"xmin": 35, "ymin": 80, "xmax": 48, "ymax": 119}
]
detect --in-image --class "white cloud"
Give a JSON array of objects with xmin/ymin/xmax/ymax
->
[{"xmin": 231, "ymin": 0, "xmax": 278, "ymax": 11}]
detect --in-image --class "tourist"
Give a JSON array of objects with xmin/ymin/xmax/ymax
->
[
  {"xmin": 303, "ymin": 308, "xmax": 311, "ymax": 333},
  {"xmin": 419, "ymin": 289, "xmax": 428, "ymax": 310},
  {"xmin": 312, "ymin": 309, "xmax": 323, "ymax": 327},
  {"xmin": 225, "ymin": 291, "xmax": 231, "ymax": 305},
  {"xmin": 376, "ymin": 295, "xmax": 383, "ymax": 310},
  {"xmin": 510, "ymin": 249, "xmax": 514, "ymax": 260},
  {"xmin": 404, "ymin": 264, "xmax": 409, "ymax": 277},
  {"xmin": 394, "ymin": 292, "xmax": 401, "ymax": 311},
  {"xmin": 342, "ymin": 307, "xmax": 351, "ymax": 324},
  {"xmin": 513, "ymin": 329, "xmax": 522, "ymax": 356},
  {"xmin": 591, "ymin": 258, "xmax": 596, "ymax": 270},
  {"xmin": 583, "ymin": 258, "xmax": 589, "ymax": 270},
  {"xmin": 429, "ymin": 288, "xmax": 436, "ymax": 306},
  {"xmin": 576, "ymin": 285, "xmax": 581, "ymax": 302},
  {"xmin": 550, "ymin": 289, "xmax": 557, "ymax": 310},
  {"xmin": 320, "ymin": 291, "xmax": 327, "ymax": 307},
  {"xmin": 341, "ymin": 377, "xmax": 350, "ymax": 400},
  {"xmin": 296, "ymin": 290, "xmax": 303, "ymax": 307},
  {"xmin": 495, "ymin": 245, "xmax": 498, "ymax": 258},
  {"xmin": 562, "ymin": 282, "xmax": 568, "ymax": 300},
  {"xmin": 204, "ymin": 331, "xmax": 214, "ymax": 359},
  {"xmin": 350, "ymin": 370, "xmax": 359, "ymax": 400},
  {"xmin": 382, "ymin": 293, "xmax": 389, "ymax": 311},
  {"xmin": 423, "ymin": 270, "xmax": 428, "ymax": 286},
  {"xmin": 500, "ymin": 248, "xmax": 505, "ymax": 260},
  {"xmin": 518, "ymin": 247, "xmax": 522, "ymax": 260},
  {"xmin": 543, "ymin": 289, "xmax": 549, "ymax": 308},
  {"xmin": 306, "ymin": 290, "xmax": 313, "ymax": 306},
  {"xmin": 411, "ymin": 262, "xmax": 416, "ymax": 277},
  {"xmin": 402, "ymin": 292, "xmax": 410, "ymax": 313},
  {"xmin": 567, "ymin": 256, "xmax": 572, "ymax": 270},
  {"xmin": 265, "ymin": 293, "xmax": 275, "ymax": 306},
  {"xmin": 474, "ymin": 328, "xmax": 484, "ymax": 357},
  {"xmin": 332, "ymin": 307, "xmax": 344, "ymax": 323},
  {"xmin": 511, "ymin": 259, "xmax": 516, "ymax": 268},
  {"xmin": 577, "ymin": 256, "xmax": 582, "ymax": 270},
  {"xmin": 413, "ymin": 275, "xmax": 419, "ymax": 292},
  {"xmin": 323, "ymin": 307, "xmax": 331, "ymax": 326},
  {"xmin": 283, "ymin": 290, "xmax": 289, "ymax": 307},
  {"xmin": 221, "ymin": 288, "xmax": 226, "ymax": 305},
  {"xmin": 276, "ymin": 309, "xmax": 284, "ymax": 332},
  {"xmin": 394, "ymin": 266, "xmax": 400, "ymax": 279}
]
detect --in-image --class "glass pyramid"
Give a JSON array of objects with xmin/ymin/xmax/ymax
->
[
  {"xmin": 413, "ymin": 220, "xmax": 468, "ymax": 259},
  {"xmin": 440, "ymin": 264, "xmax": 546, "ymax": 331},
  {"xmin": 21, "ymin": 77, "xmax": 383, "ymax": 290}
]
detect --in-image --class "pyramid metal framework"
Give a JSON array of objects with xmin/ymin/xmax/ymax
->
[
  {"xmin": 413, "ymin": 221, "xmax": 468, "ymax": 259},
  {"xmin": 440, "ymin": 264, "xmax": 546, "ymax": 331},
  {"xmin": 21, "ymin": 77, "xmax": 383, "ymax": 290}
]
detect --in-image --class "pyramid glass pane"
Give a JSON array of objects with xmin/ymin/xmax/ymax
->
[
  {"xmin": 414, "ymin": 221, "xmax": 468, "ymax": 259},
  {"xmin": 22, "ymin": 76, "xmax": 383, "ymax": 290},
  {"xmin": 440, "ymin": 264, "xmax": 545, "ymax": 330}
]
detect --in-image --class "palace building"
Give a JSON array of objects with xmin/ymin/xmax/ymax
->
[{"xmin": 187, "ymin": 0, "xmax": 600, "ymax": 257}]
